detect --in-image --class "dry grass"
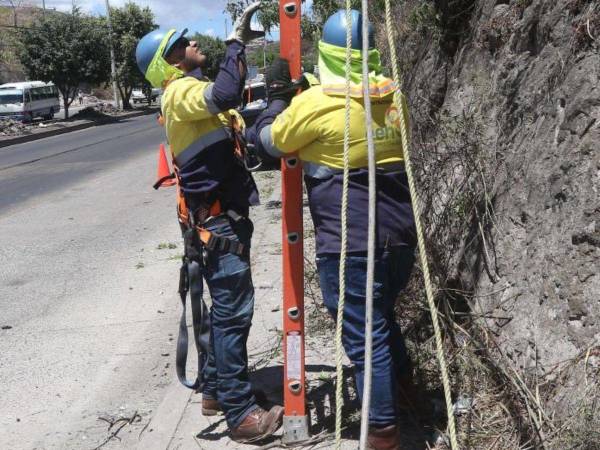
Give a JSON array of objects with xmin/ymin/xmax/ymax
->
[{"xmin": 571, "ymin": 3, "xmax": 600, "ymax": 51}]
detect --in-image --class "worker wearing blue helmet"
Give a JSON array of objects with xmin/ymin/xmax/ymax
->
[
  {"xmin": 135, "ymin": 2, "xmax": 284, "ymax": 443},
  {"xmin": 247, "ymin": 9, "xmax": 417, "ymax": 450}
]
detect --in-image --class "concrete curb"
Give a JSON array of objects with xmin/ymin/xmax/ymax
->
[
  {"xmin": 136, "ymin": 383, "xmax": 193, "ymax": 450},
  {"xmin": 0, "ymin": 107, "xmax": 159, "ymax": 149}
]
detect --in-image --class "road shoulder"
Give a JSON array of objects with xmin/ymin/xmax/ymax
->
[{"xmin": 0, "ymin": 107, "xmax": 160, "ymax": 149}]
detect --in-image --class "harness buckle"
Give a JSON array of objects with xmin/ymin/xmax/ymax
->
[{"xmin": 203, "ymin": 232, "xmax": 218, "ymax": 251}]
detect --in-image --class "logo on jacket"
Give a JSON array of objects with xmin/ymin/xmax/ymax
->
[
  {"xmin": 384, "ymin": 104, "xmax": 401, "ymax": 129},
  {"xmin": 373, "ymin": 105, "xmax": 402, "ymax": 141}
]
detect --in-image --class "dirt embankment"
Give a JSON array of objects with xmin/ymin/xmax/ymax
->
[{"xmin": 374, "ymin": 0, "xmax": 599, "ymax": 447}]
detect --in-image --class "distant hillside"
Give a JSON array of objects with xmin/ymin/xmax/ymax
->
[{"xmin": 0, "ymin": 6, "xmax": 47, "ymax": 83}]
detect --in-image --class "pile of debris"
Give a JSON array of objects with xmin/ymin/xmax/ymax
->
[
  {"xmin": 95, "ymin": 102, "xmax": 118, "ymax": 114},
  {"xmin": 0, "ymin": 118, "xmax": 29, "ymax": 137},
  {"xmin": 70, "ymin": 103, "xmax": 118, "ymax": 121}
]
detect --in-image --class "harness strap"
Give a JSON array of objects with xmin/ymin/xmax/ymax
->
[
  {"xmin": 153, "ymin": 172, "xmax": 176, "ymax": 190},
  {"xmin": 169, "ymin": 138, "xmax": 248, "ymax": 390},
  {"xmin": 176, "ymin": 258, "xmax": 211, "ymax": 391},
  {"xmin": 199, "ymin": 227, "xmax": 246, "ymax": 255},
  {"xmin": 175, "ymin": 196, "xmax": 248, "ymax": 391}
]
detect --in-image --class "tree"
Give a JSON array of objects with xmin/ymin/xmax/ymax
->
[
  {"xmin": 225, "ymin": 0, "xmax": 315, "ymax": 70},
  {"xmin": 310, "ymin": 0, "xmax": 385, "ymax": 26},
  {"xmin": 187, "ymin": 33, "xmax": 226, "ymax": 80},
  {"xmin": 246, "ymin": 41, "xmax": 280, "ymax": 70},
  {"xmin": 222, "ymin": 1, "xmax": 386, "ymax": 75},
  {"xmin": 0, "ymin": 0, "xmax": 26, "ymax": 27},
  {"xmin": 224, "ymin": 0, "xmax": 280, "ymax": 34},
  {"xmin": 18, "ymin": 9, "xmax": 111, "ymax": 119},
  {"xmin": 224, "ymin": 0, "xmax": 385, "ymax": 36},
  {"xmin": 108, "ymin": 2, "xmax": 156, "ymax": 109}
]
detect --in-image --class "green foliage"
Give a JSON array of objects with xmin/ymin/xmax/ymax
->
[
  {"xmin": 246, "ymin": 41, "xmax": 279, "ymax": 70},
  {"xmin": 223, "ymin": 0, "xmax": 383, "ymax": 36},
  {"xmin": 187, "ymin": 33, "xmax": 226, "ymax": 79},
  {"xmin": 222, "ymin": 0, "xmax": 388, "ymax": 74},
  {"xmin": 18, "ymin": 8, "xmax": 111, "ymax": 118},
  {"xmin": 310, "ymin": 0, "xmax": 385, "ymax": 29},
  {"xmin": 310, "ymin": 0, "xmax": 360, "ymax": 25},
  {"xmin": 224, "ymin": 0, "xmax": 279, "ymax": 34},
  {"xmin": 108, "ymin": 2, "xmax": 156, "ymax": 109}
]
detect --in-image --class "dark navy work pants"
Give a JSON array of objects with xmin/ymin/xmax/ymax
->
[
  {"xmin": 316, "ymin": 246, "xmax": 415, "ymax": 427},
  {"xmin": 198, "ymin": 215, "xmax": 258, "ymax": 429}
]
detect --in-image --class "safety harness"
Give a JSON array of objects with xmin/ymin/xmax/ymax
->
[
  {"xmin": 231, "ymin": 114, "xmax": 262, "ymax": 171},
  {"xmin": 154, "ymin": 125, "xmax": 250, "ymax": 391}
]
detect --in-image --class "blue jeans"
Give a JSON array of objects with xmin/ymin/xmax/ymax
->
[
  {"xmin": 316, "ymin": 246, "xmax": 415, "ymax": 427},
  {"xmin": 197, "ymin": 215, "xmax": 258, "ymax": 429}
]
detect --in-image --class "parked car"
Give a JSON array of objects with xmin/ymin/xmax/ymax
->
[
  {"xmin": 132, "ymin": 88, "xmax": 161, "ymax": 104},
  {"xmin": 0, "ymin": 81, "xmax": 60, "ymax": 122},
  {"xmin": 240, "ymin": 80, "xmax": 267, "ymax": 127}
]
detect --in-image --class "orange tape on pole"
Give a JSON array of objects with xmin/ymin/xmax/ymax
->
[{"xmin": 279, "ymin": 0, "xmax": 308, "ymax": 442}]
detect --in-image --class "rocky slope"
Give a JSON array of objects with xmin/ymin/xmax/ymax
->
[{"xmin": 376, "ymin": 0, "xmax": 598, "ymax": 446}]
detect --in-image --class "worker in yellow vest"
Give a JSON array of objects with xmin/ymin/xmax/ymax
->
[
  {"xmin": 246, "ymin": 10, "xmax": 417, "ymax": 450},
  {"xmin": 135, "ymin": 2, "xmax": 284, "ymax": 443}
]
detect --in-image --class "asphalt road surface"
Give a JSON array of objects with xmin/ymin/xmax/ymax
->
[{"xmin": 0, "ymin": 115, "xmax": 186, "ymax": 449}]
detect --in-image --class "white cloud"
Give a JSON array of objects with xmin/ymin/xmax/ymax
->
[{"xmin": 204, "ymin": 28, "xmax": 215, "ymax": 37}]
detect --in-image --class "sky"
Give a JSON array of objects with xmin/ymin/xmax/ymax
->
[{"xmin": 42, "ymin": 0, "xmax": 314, "ymax": 40}]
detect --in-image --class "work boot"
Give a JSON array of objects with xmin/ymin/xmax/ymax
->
[
  {"xmin": 201, "ymin": 396, "xmax": 222, "ymax": 416},
  {"xmin": 367, "ymin": 425, "xmax": 401, "ymax": 450},
  {"xmin": 230, "ymin": 405, "xmax": 284, "ymax": 443}
]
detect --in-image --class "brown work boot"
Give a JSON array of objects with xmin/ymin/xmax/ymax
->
[
  {"xmin": 367, "ymin": 425, "xmax": 401, "ymax": 450},
  {"xmin": 230, "ymin": 405, "xmax": 284, "ymax": 443},
  {"xmin": 201, "ymin": 396, "xmax": 222, "ymax": 416}
]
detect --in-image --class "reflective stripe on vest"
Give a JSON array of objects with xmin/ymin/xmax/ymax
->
[{"xmin": 174, "ymin": 127, "xmax": 232, "ymax": 167}]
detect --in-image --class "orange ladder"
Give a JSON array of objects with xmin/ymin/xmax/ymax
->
[{"xmin": 279, "ymin": 0, "xmax": 309, "ymax": 444}]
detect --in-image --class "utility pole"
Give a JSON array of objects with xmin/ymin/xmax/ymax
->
[
  {"xmin": 263, "ymin": 37, "xmax": 266, "ymax": 71},
  {"xmin": 104, "ymin": 0, "xmax": 120, "ymax": 110},
  {"xmin": 42, "ymin": 0, "xmax": 45, "ymax": 19}
]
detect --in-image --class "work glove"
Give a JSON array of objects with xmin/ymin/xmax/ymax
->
[
  {"xmin": 226, "ymin": 1, "xmax": 265, "ymax": 45},
  {"xmin": 267, "ymin": 57, "xmax": 296, "ymax": 104}
]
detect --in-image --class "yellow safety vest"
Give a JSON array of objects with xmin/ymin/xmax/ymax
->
[
  {"xmin": 161, "ymin": 77, "xmax": 244, "ymax": 164},
  {"xmin": 270, "ymin": 86, "xmax": 409, "ymax": 170}
]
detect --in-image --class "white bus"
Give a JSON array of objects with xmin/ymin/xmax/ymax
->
[{"xmin": 0, "ymin": 81, "xmax": 61, "ymax": 122}]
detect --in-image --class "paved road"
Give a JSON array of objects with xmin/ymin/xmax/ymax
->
[
  {"xmin": 0, "ymin": 115, "xmax": 185, "ymax": 449},
  {"xmin": 0, "ymin": 115, "xmax": 162, "ymax": 212}
]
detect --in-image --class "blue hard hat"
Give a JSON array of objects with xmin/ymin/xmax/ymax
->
[
  {"xmin": 322, "ymin": 9, "xmax": 374, "ymax": 50},
  {"xmin": 135, "ymin": 28, "xmax": 188, "ymax": 75}
]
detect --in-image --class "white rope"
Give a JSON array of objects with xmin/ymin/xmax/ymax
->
[
  {"xmin": 334, "ymin": 1, "xmax": 353, "ymax": 448},
  {"xmin": 358, "ymin": 0, "xmax": 378, "ymax": 448}
]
